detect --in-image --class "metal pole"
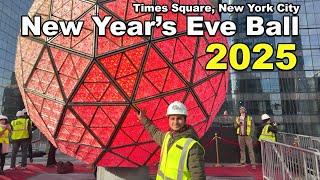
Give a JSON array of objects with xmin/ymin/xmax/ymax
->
[
  {"xmin": 303, "ymin": 152, "xmax": 308, "ymax": 179},
  {"xmin": 280, "ymin": 145, "xmax": 286, "ymax": 180},
  {"xmin": 315, "ymin": 154, "xmax": 320, "ymax": 179},
  {"xmin": 214, "ymin": 133, "xmax": 222, "ymax": 167},
  {"xmin": 261, "ymin": 141, "xmax": 266, "ymax": 179}
]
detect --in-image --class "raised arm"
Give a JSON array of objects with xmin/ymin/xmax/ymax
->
[{"xmin": 137, "ymin": 110, "xmax": 166, "ymax": 146}]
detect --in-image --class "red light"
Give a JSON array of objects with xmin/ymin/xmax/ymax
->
[{"xmin": 15, "ymin": 0, "xmax": 228, "ymax": 167}]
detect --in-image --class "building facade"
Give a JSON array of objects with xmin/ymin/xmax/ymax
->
[
  {"xmin": 214, "ymin": 0, "xmax": 320, "ymax": 137},
  {"xmin": 0, "ymin": 1, "xmax": 33, "ymax": 120}
]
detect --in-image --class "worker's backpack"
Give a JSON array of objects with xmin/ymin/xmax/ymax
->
[{"xmin": 56, "ymin": 161, "xmax": 74, "ymax": 174}]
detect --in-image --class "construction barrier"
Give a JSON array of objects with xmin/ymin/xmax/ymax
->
[
  {"xmin": 31, "ymin": 129, "xmax": 49, "ymax": 152},
  {"xmin": 277, "ymin": 132, "xmax": 320, "ymax": 152},
  {"xmin": 261, "ymin": 140, "xmax": 320, "ymax": 180}
]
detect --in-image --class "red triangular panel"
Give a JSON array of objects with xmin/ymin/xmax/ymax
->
[
  {"xmin": 123, "ymin": 126, "xmax": 144, "ymax": 142},
  {"xmin": 136, "ymin": 98, "xmax": 161, "ymax": 119},
  {"xmin": 111, "ymin": 130, "xmax": 134, "ymax": 147},
  {"xmin": 116, "ymin": 55, "xmax": 138, "ymax": 78},
  {"xmin": 187, "ymin": 107, "xmax": 207, "ymax": 126},
  {"xmin": 100, "ymin": 85, "xmax": 126, "ymax": 102},
  {"xmin": 162, "ymin": 70, "xmax": 185, "ymax": 92},
  {"xmin": 153, "ymin": 117, "xmax": 170, "ymax": 132},
  {"xmin": 144, "ymin": 69, "xmax": 169, "ymax": 92},
  {"xmin": 117, "ymin": 74, "xmax": 137, "ymax": 97},
  {"xmin": 112, "ymin": 146, "xmax": 135, "ymax": 158},
  {"xmin": 139, "ymin": 142, "xmax": 159, "ymax": 154},
  {"xmin": 84, "ymin": 82, "xmax": 110, "ymax": 101},
  {"xmin": 57, "ymin": 141, "xmax": 78, "ymax": 157},
  {"xmin": 121, "ymin": 109, "xmax": 141, "ymax": 128},
  {"xmin": 193, "ymin": 61, "xmax": 207, "ymax": 82},
  {"xmin": 152, "ymin": 99, "xmax": 168, "ymax": 120},
  {"xmin": 155, "ymin": 38, "xmax": 176, "ymax": 62},
  {"xmin": 137, "ymin": 129, "xmax": 152, "ymax": 143},
  {"xmin": 90, "ymin": 107, "xmax": 115, "ymax": 127},
  {"xmin": 40, "ymin": 99, "xmax": 64, "ymax": 135},
  {"xmin": 100, "ymin": 54, "xmax": 122, "ymax": 78},
  {"xmin": 85, "ymin": 64, "xmax": 109, "ymax": 83},
  {"xmin": 174, "ymin": 59, "xmax": 193, "ymax": 82},
  {"xmin": 146, "ymin": 149, "xmax": 160, "ymax": 166},
  {"xmin": 144, "ymin": 48, "xmax": 168, "ymax": 72},
  {"xmin": 101, "ymin": 106, "xmax": 126, "ymax": 125},
  {"xmin": 79, "ymin": 130, "xmax": 101, "ymax": 147},
  {"xmin": 76, "ymin": 145, "xmax": 102, "ymax": 164},
  {"xmin": 163, "ymin": 91, "xmax": 186, "ymax": 104},
  {"xmin": 26, "ymin": 92, "xmax": 44, "ymax": 113},
  {"xmin": 72, "ymin": 85, "xmax": 96, "ymax": 102},
  {"xmin": 124, "ymin": 46, "xmax": 145, "ymax": 69},
  {"xmin": 91, "ymin": 127, "xmax": 114, "ymax": 145},
  {"xmin": 135, "ymin": 77, "xmax": 160, "ymax": 99},
  {"xmin": 173, "ymin": 39, "xmax": 193, "ymax": 63},
  {"xmin": 103, "ymin": 0, "xmax": 127, "ymax": 19},
  {"xmin": 129, "ymin": 146, "xmax": 150, "ymax": 165},
  {"xmin": 73, "ymin": 106, "xmax": 97, "ymax": 125},
  {"xmin": 98, "ymin": 152, "xmax": 124, "ymax": 167}
]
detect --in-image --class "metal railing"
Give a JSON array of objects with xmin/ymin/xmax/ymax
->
[
  {"xmin": 277, "ymin": 132, "xmax": 320, "ymax": 152},
  {"xmin": 261, "ymin": 140, "xmax": 320, "ymax": 180},
  {"xmin": 31, "ymin": 129, "xmax": 49, "ymax": 152}
]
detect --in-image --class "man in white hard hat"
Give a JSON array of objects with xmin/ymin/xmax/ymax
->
[
  {"xmin": 234, "ymin": 106, "xmax": 256, "ymax": 169},
  {"xmin": 10, "ymin": 111, "xmax": 32, "ymax": 170},
  {"xmin": 258, "ymin": 114, "xmax": 277, "ymax": 142},
  {"xmin": 137, "ymin": 101, "xmax": 205, "ymax": 180}
]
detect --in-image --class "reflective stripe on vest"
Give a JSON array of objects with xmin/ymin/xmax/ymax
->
[
  {"xmin": 0, "ymin": 126, "xmax": 9, "ymax": 144},
  {"xmin": 236, "ymin": 116, "xmax": 252, "ymax": 136},
  {"xmin": 11, "ymin": 118, "xmax": 29, "ymax": 140},
  {"xmin": 259, "ymin": 124, "xmax": 276, "ymax": 142},
  {"xmin": 156, "ymin": 132, "xmax": 204, "ymax": 180}
]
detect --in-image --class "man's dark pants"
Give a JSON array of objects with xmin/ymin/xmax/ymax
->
[{"xmin": 10, "ymin": 139, "xmax": 29, "ymax": 168}]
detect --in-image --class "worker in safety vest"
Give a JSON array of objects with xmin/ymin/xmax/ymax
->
[
  {"xmin": 234, "ymin": 106, "xmax": 256, "ymax": 169},
  {"xmin": 258, "ymin": 114, "xmax": 277, "ymax": 142},
  {"xmin": 10, "ymin": 111, "xmax": 31, "ymax": 170},
  {"xmin": 137, "ymin": 101, "xmax": 205, "ymax": 180},
  {"xmin": 0, "ymin": 115, "xmax": 11, "ymax": 175}
]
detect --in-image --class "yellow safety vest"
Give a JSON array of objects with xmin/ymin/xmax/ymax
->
[
  {"xmin": 259, "ymin": 124, "xmax": 276, "ymax": 142},
  {"xmin": 11, "ymin": 118, "xmax": 29, "ymax": 140},
  {"xmin": 236, "ymin": 116, "xmax": 252, "ymax": 136},
  {"xmin": 156, "ymin": 132, "xmax": 204, "ymax": 180},
  {"xmin": 0, "ymin": 126, "xmax": 9, "ymax": 144}
]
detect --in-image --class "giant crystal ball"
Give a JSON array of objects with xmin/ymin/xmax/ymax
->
[{"xmin": 15, "ymin": 0, "xmax": 228, "ymax": 167}]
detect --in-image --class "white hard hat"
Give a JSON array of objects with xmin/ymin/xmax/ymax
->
[
  {"xmin": 16, "ymin": 111, "xmax": 25, "ymax": 117},
  {"xmin": 166, "ymin": 101, "xmax": 187, "ymax": 116},
  {"xmin": 21, "ymin": 108, "xmax": 28, "ymax": 115},
  {"xmin": 261, "ymin": 114, "xmax": 271, "ymax": 121},
  {"xmin": 0, "ymin": 115, "xmax": 8, "ymax": 120}
]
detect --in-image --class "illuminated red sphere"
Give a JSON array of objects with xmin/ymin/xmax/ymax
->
[{"xmin": 15, "ymin": 0, "xmax": 228, "ymax": 167}]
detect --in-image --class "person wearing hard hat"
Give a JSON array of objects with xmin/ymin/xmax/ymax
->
[
  {"xmin": 234, "ymin": 106, "xmax": 256, "ymax": 169},
  {"xmin": 0, "ymin": 115, "xmax": 11, "ymax": 175},
  {"xmin": 9, "ymin": 111, "xmax": 32, "ymax": 170},
  {"xmin": 137, "ymin": 101, "xmax": 205, "ymax": 180},
  {"xmin": 258, "ymin": 114, "xmax": 277, "ymax": 142}
]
